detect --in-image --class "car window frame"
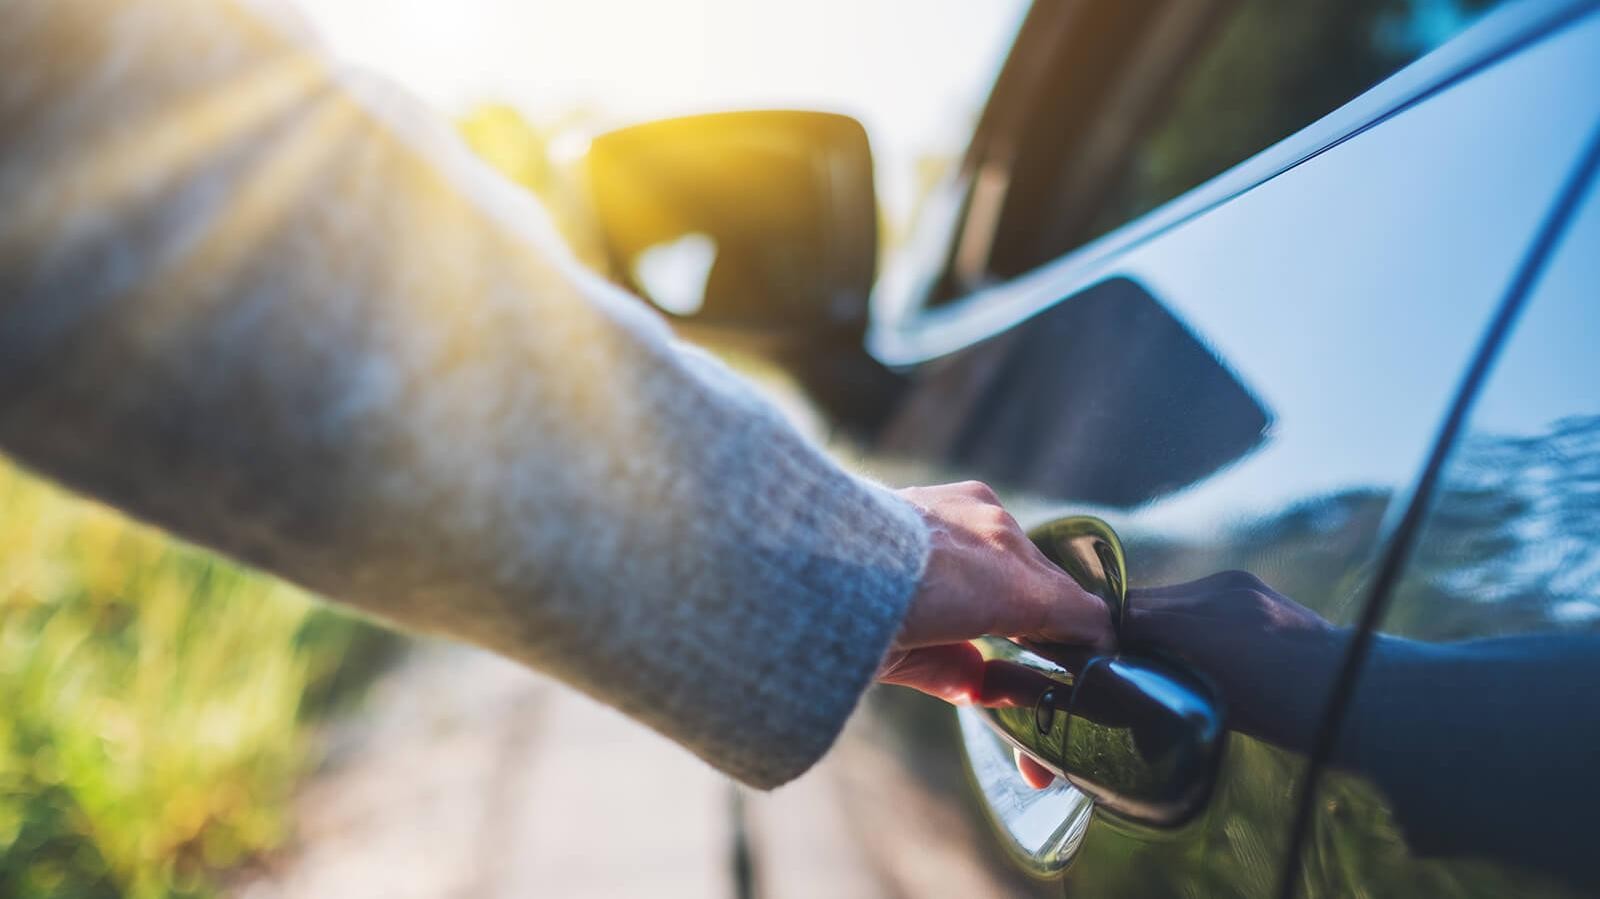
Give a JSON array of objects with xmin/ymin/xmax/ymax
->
[
  {"xmin": 867, "ymin": 0, "xmax": 1598, "ymax": 369},
  {"xmin": 871, "ymin": 0, "xmax": 1228, "ymax": 322}
]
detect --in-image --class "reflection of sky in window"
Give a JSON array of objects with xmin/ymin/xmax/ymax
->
[
  {"xmin": 297, "ymin": 0, "xmax": 1027, "ymax": 229},
  {"xmin": 1108, "ymin": 14, "xmax": 1600, "ymax": 537}
]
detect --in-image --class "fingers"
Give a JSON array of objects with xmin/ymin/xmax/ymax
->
[
  {"xmin": 983, "ymin": 561, "xmax": 1117, "ymax": 651},
  {"xmin": 876, "ymin": 642, "xmax": 986, "ymax": 704},
  {"xmin": 903, "ymin": 480, "xmax": 998, "ymax": 503},
  {"xmin": 894, "ymin": 480, "xmax": 1119, "ymax": 653},
  {"xmin": 976, "ymin": 657, "xmax": 1061, "ymax": 708},
  {"xmin": 1029, "ymin": 572, "xmax": 1118, "ymax": 651}
]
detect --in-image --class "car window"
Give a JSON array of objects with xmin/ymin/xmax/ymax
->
[
  {"xmin": 1301, "ymin": 150, "xmax": 1600, "ymax": 899},
  {"xmin": 1075, "ymin": 0, "xmax": 1509, "ymax": 246},
  {"xmin": 931, "ymin": 0, "xmax": 1512, "ymax": 301}
]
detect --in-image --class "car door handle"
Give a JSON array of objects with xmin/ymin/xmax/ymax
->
[
  {"xmin": 964, "ymin": 517, "xmax": 1227, "ymax": 831},
  {"xmin": 971, "ymin": 640, "xmax": 1225, "ymax": 828}
]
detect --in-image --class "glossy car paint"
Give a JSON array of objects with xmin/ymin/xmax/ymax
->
[
  {"xmin": 845, "ymin": 4, "xmax": 1600, "ymax": 897},
  {"xmin": 1298, "ymin": 122, "xmax": 1600, "ymax": 899}
]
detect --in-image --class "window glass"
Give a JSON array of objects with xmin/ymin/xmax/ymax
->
[
  {"xmin": 1082, "ymin": 0, "xmax": 1507, "ymax": 243},
  {"xmin": 926, "ymin": 0, "xmax": 1509, "ymax": 306}
]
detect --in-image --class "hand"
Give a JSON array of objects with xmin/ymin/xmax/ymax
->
[
  {"xmin": 1125, "ymin": 570, "xmax": 1344, "ymax": 752},
  {"xmin": 1002, "ymin": 569, "xmax": 1344, "ymax": 790},
  {"xmin": 876, "ymin": 482, "xmax": 1117, "ymax": 708}
]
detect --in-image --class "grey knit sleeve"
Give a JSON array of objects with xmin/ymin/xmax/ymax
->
[{"xmin": 0, "ymin": 0, "xmax": 930, "ymax": 788}]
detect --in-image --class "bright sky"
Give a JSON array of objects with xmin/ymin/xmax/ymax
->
[{"xmin": 297, "ymin": 0, "xmax": 1028, "ymax": 223}]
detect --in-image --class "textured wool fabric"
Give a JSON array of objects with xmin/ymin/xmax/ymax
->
[{"xmin": 0, "ymin": 0, "xmax": 930, "ymax": 788}]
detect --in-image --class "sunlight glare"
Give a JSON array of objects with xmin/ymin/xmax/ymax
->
[{"xmin": 295, "ymin": 0, "xmax": 1028, "ymax": 225}]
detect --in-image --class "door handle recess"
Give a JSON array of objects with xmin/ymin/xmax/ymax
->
[{"xmin": 961, "ymin": 516, "xmax": 1227, "ymax": 873}]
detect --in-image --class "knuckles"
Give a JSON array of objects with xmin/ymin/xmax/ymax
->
[{"xmin": 954, "ymin": 480, "xmax": 1000, "ymax": 503}]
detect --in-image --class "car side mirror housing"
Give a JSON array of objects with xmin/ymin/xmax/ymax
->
[{"xmin": 582, "ymin": 110, "xmax": 877, "ymax": 345}]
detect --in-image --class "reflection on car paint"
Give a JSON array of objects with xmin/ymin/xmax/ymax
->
[
  {"xmin": 956, "ymin": 706, "xmax": 1092, "ymax": 876},
  {"xmin": 849, "ymin": 5, "xmax": 1600, "ymax": 896},
  {"xmin": 1302, "ymin": 141, "xmax": 1600, "ymax": 899}
]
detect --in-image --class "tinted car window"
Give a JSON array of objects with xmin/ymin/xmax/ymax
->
[
  {"xmin": 923, "ymin": 0, "xmax": 1509, "ymax": 307},
  {"xmin": 1077, "ymin": 0, "xmax": 1508, "ymax": 245},
  {"xmin": 1301, "ymin": 149, "xmax": 1600, "ymax": 898}
]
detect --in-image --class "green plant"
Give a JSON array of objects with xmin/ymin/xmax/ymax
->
[{"xmin": 0, "ymin": 461, "xmax": 392, "ymax": 898}]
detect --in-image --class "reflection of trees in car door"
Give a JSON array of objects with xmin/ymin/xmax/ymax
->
[
  {"xmin": 1387, "ymin": 416, "xmax": 1600, "ymax": 638},
  {"xmin": 1302, "ymin": 154, "xmax": 1600, "ymax": 899}
]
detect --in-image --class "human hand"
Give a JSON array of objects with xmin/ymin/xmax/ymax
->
[
  {"xmin": 1125, "ymin": 571, "xmax": 1344, "ymax": 752},
  {"xmin": 875, "ymin": 482, "xmax": 1117, "ymax": 711},
  {"xmin": 1000, "ymin": 570, "xmax": 1345, "ymax": 791}
]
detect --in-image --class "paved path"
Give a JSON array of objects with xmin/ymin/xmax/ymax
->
[
  {"xmin": 231, "ymin": 642, "xmax": 1030, "ymax": 898},
  {"xmin": 226, "ymin": 386, "xmax": 1042, "ymax": 897}
]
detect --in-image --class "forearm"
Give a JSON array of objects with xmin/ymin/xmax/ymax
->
[{"xmin": 0, "ymin": 0, "xmax": 928, "ymax": 787}]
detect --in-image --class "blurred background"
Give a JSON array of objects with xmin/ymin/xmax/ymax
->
[{"xmin": 0, "ymin": 2, "xmax": 1027, "ymax": 897}]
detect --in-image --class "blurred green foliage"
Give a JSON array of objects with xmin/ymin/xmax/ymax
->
[{"xmin": 0, "ymin": 461, "xmax": 393, "ymax": 899}]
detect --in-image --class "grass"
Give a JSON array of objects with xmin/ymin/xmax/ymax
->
[{"xmin": 0, "ymin": 460, "xmax": 395, "ymax": 899}]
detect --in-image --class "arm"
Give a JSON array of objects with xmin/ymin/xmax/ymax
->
[
  {"xmin": 1334, "ymin": 632, "xmax": 1600, "ymax": 881},
  {"xmin": 0, "ymin": 0, "xmax": 929, "ymax": 788},
  {"xmin": 0, "ymin": 0, "xmax": 1111, "ymax": 788},
  {"xmin": 1127, "ymin": 573, "xmax": 1600, "ymax": 883}
]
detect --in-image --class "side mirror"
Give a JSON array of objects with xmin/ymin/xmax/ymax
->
[{"xmin": 582, "ymin": 110, "xmax": 877, "ymax": 344}]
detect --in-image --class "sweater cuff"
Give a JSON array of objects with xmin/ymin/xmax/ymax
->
[{"xmin": 714, "ymin": 475, "xmax": 930, "ymax": 788}]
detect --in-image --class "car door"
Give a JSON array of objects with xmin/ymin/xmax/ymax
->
[
  {"xmin": 1293, "ymin": 115, "xmax": 1600, "ymax": 899},
  {"xmin": 843, "ymin": 3, "xmax": 1600, "ymax": 896}
]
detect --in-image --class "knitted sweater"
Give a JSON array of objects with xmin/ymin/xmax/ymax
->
[{"xmin": 0, "ymin": 0, "xmax": 930, "ymax": 789}]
